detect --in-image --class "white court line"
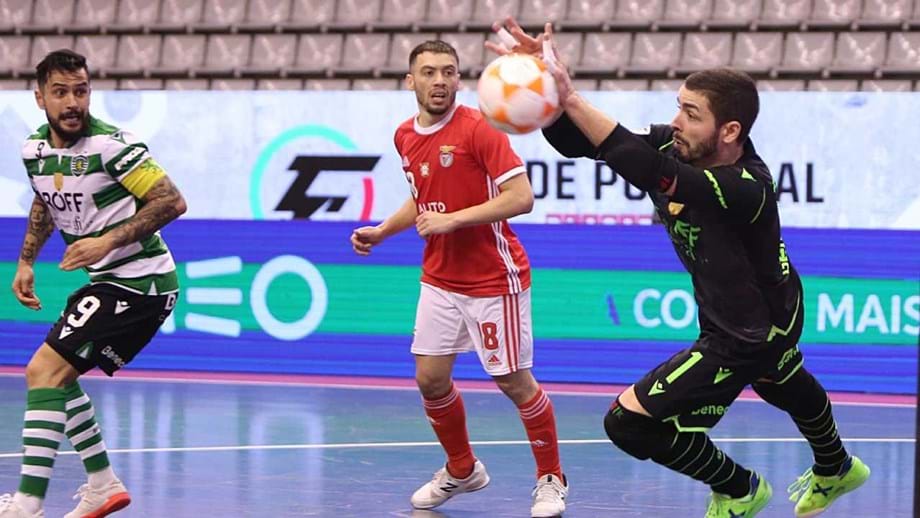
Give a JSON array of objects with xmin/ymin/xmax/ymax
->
[{"xmin": 0, "ymin": 437, "xmax": 911, "ymax": 459}]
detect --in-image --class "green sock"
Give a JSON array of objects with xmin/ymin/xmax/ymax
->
[
  {"xmin": 64, "ymin": 382, "xmax": 112, "ymax": 476},
  {"xmin": 18, "ymin": 388, "xmax": 67, "ymax": 498}
]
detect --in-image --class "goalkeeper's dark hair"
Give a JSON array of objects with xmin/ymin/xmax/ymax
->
[
  {"xmin": 409, "ymin": 40, "xmax": 460, "ymax": 70},
  {"xmin": 36, "ymin": 49, "xmax": 89, "ymax": 87},
  {"xmin": 684, "ymin": 68, "xmax": 759, "ymax": 141}
]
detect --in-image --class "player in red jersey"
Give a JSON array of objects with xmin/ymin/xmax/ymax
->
[{"xmin": 351, "ymin": 41, "xmax": 568, "ymax": 517}]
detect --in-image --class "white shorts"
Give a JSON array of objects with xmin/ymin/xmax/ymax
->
[{"xmin": 411, "ymin": 283, "xmax": 533, "ymax": 376}]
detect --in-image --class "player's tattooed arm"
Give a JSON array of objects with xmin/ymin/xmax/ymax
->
[
  {"xmin": 107, "ymin": 176, "xmax": 187, "ymax": 248},
  {"xmin": 19, "ymin": 195, "xmax": 54, "ymax": 265}
]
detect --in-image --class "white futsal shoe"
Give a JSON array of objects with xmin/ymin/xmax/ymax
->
[
  {"xmin": 64, "ymin": 479, "xmax": 131, "ymax": 518},
  {"xmin": 410, "ymin": 459, "xmax": 490, "ymax": 509},
  {"xmin": 0, "ymin": 494, "xmax": 43, "ymax": 518},
  {"xmin": 531, "ymin": 473, "xmax": 568, "ymax": 517}
]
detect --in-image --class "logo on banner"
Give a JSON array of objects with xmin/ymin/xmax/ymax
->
[{"xmin": 250, "ymin": 125, "xmax": 380, "ymax": 220}]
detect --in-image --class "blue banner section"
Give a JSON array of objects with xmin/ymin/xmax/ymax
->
[
  {"xmin": 2, "ymin": 218, "xmax": 918, "ymax": 279},
  {"xmin": 0, "ymin": 323, "xmax": 914, "ymax": 394}
]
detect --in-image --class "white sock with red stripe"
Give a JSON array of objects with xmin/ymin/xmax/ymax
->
[
  {"xmin": 423, "ymin": 383, "xmax": 475, "ymax": 479},
  {"xmin": 517, "ymin": 387, "xmax": 562, "ymax": 479}
]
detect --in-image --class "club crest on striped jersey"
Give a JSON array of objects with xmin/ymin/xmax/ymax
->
[
  {"xmin": 439, "ymin": 145, "xmax": 455, "ymax": 168},
  {"xmin": 71, "ymin": 154, "xmax": 88, "ymax": 176},
  {"xmin": 420, "ymin": 162, "xmax": 430, "ymax": 177}
]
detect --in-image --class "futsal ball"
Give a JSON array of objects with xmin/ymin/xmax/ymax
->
[{"xmin": 477, "ymin": 53, "xmax": 562, "ymax": 135}]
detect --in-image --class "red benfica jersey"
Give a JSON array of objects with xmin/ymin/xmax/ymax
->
[{"xmin": 394, "ymin": 104, "xmax": 531, "ymax": 297}]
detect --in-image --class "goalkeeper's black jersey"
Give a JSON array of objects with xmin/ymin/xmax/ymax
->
[{"xmin": 544, "ymin": 117, "xmax": 802, "ymax": 347}]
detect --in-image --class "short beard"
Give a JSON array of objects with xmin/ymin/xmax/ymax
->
[
  {"xmin": 677, "ymin": 131, "xmax": 719, "ymax": 164},
  {"xmin": 416, "ymin": 90, "xmax": 456, "ymax": 116},
  {"xmin": 48, "ymin": 112, "xmax": 89, "ymax": 144}
]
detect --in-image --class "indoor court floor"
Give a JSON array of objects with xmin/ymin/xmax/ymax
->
[{"xmin": 0, "ymin": 372, "xmax": 912, "ymax": 517}]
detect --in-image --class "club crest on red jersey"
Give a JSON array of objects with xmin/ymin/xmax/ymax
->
[{"xmin": 439, "ymin": 145, "xmax": 455, "ymax": 168}]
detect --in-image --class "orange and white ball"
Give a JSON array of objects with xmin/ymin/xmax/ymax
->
[{"xmin": 477, "ymin": 53, "xmax": 562, "ymax": 135}]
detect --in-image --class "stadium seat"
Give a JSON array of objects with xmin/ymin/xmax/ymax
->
[
  {"xmin": 807, "ymin": 78, "xmax": 858, "ymax": 90},
  {"xmin": 830, "ymin": 31, "xmax": 886, "ymax": 73},
  {"xmin": 30, "ymin": 0, "xmax": 76, "ymax": 32},
  {"xmin": 293, "ymin": 34, "xmax": 343, "ymax": 73},
  {"xmin": 611, "ymin": 0, "xmax": 664, "ymax": 29},
  {"xmin": 469, "ymin": 0, "xmax": 521, "ymax": 30},
  {"xmin": 778, "ymin": 31, "xmax": 834, "ymax": 72},
  {"xmin": 304, "ymin": 78, "xmax": 351, "ymax": 90},
  {"xmin": 807, "ymin": 0, "xmax": 861, "ymax": 28},
  {"xmin": 85, "ymin": 78, "xmax": 116, "ymax": 89},
  {"xmin": 758, "ymin": 0, "xmax": 812, "ymax": 28},
  {"xmin": 419, "ymin": 0, "xmax": 472, "ymax": 30},
  {"xmin": 113, "ymin": 35, "xmax": 161, "ymax": 75},
  {"xmin": 560, "ymin": 0, "xmax": 614, "ymax": 30},
  {"xmin": 857, "ymin": 0, "xmax": 912, "ymax": 28},
  {"xmin": 154, "ymin": 34, "xmax": 206, "ymax": 76},
  {"xmin": 118, "ymin": 78, "xmax": 165, "ymax": 89},
  {"xmin": 74, "ymin": 35, "xmax": 118, "ymax": 70},
  {"xmin": 30, "ymin": 35, "xmax": 75, "ymax": 65},
  {"xmin": 883, "ymin": 31, "xmax": 920, "ymax": 73},
  {"xmin": 375, "ymin": 0, "xmax": 428, "ymax": 30},
  {"xmin": 352, "ymin": 78, "xmax": 401, "ymax": 89},
  {"xmin": 578, "ymin": 32, "xmax": 631, "ymax": 73},
  {"xmin": 518, "ymin": 0, "xmax": 568, "ymax": 26},
  {"xmin": 551, "ymin": 31, "xmax": 584, "ymax": 68},
  {"xmin": 0, "ymin": 79, "xmax": 29, "ymax": 89},
  {"xmin": 332, "ymin": 0, "xmax": 382, "ymax": 30},
  {"xmin": 384, "ymin": 32, "xmax": 436, "ymax": 74},
  {"xmin": 286, "ymin": 0, "xmax": 335, "ymax": 30},
  {"xmin": 256, "ymin": 78, "xmax": 303, "ymax": 89},
  {"xmin": 756, "ymin": 78, "xmax": 806, "ymax": 89},
  {"xmin": 247, "ymin": 34, "xmax": 297, "ymax": 75},
  {"xmin": 707, "ymin": 0, "xmax": 762, "ymax": 29},
  {"xmin": 198, "ymin": 0, "xmax": 247, "ymax": 30},
  {"xmin": 599, "ymin": 79, "xmax": 649, "ymax": 90},
  {"xmin": 659, "ymin": 0, "xmax": 713, "ymax": 29},
  {"xmin": 73, "ymin": 0, "xmax": 119, "ymax": 32},
  {"xmin": 860, "ymin": 78, "xmax": 912, "ymax": 90},
  {"xmin": 210, "ymin": 78, "xmax": 255, "ymax": 89},
  {"xmin": 0, "ymin": 36, "xmax": 31, "ymax": 75},
  {"xmin": 244, "ymin": 0, "xmax": 291, "ymax": 28},
  {"xmin": 0, "ymin": 0, "xmax": 34, "ymax": 33},
  {"xmin": 339, "ymin": 33, "xmax": 389, "ymax": 74},
  {"xmin": 678, "ymin": 32, "xmax": 732, "ymax": 72},
  {"xmin": 201, "ymin": 34, "xmax": 251, "ymax": 75},
  {"xmin": 628, "ymin": 32, "xmax": 682, "ymax": 73},
  {"xmin": 650, "ymin": 78, "xmax": 684, "ymax": 90},
  {"xmin": 157, "ymin": 0, "xmax": 204, "ymax": 30},
  {"xmin": 440, "ymin": 32, "xmax": 486, "ymax": 71},
  {"xmin": 164, "ymin": 78, "xmax": 210, "ymax": 89},
  {"xmin": 113, "ymin": 0, "xmax": 161, "ymax": 32},
  {"xmin": 732, "ymin": 32, "xmax": 783, "ymax": 72}
]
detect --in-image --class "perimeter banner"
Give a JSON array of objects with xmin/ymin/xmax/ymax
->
[{"xmin": 1, "ymin": 91, "xmax": 918, "ymax": 229}]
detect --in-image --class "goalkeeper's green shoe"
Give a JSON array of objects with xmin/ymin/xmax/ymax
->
[
  {"xmin": 705, "ymin": 472, "xmax": 772, "ymax": 518},
  {"xmin": 787, "ymin": 456, "xmax": 870, "ymax": 517}
]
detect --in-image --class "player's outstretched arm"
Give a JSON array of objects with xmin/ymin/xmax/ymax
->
[
  {"xmin": 415, "ymin": 174, "xmax": 533, "ymax": 237},
  {"xmin": 60, "ymin": 174, "xmax": 187, "ymax": 271},
  {"xmin": 351, "ymin": 196, "xmax": 417, "ymax": 255},
  {"xmin": 12, "ymin": 195, "xmax": 54, "ymax": 310}
]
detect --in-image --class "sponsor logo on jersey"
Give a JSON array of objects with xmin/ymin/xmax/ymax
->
[
  {"xmin": 420, "ymin": 162, "xmax": 430, "ymax": 177},
  {"xmin": 487, "ymin": 353, "xmax": 502, "ymax": 365},
  {"xmin": 402, "ymin": 155, "xmax": 410, "ymax": 168},
  {"xmin": 439, "ymin": 145, "xmax": 455, "ymax": 167},
  {"xmin": 54, "ymin": 172, "xmax": 64, "ymax": 191},
  {"xmin": 101, "ymin": 345, "xmax": 126, "ymax": 368}
]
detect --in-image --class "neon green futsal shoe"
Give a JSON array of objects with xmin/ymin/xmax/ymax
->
[
  {"xmin": 787, "ymin": 456, "xmax": 870, "ymax": 517},
  {"xmin": 705, "ymin": 472, "xmax": 772, "ymax": 518}
]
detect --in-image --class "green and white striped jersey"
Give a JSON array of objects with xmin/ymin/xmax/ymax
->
[{"xmin": 21, "ymin": 116, "xmax": 178, "ymax": 295}]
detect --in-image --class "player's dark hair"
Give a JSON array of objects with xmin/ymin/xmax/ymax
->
[
  {"xmin": 684, "ymin": 68, "xmax": 759, "ymax": 141},
  {"xmin": 36, "ymin": 49, "xmax": 89, "ymax": 87},
  {"xmin": 409, "ymin": 40, "xmax": 460, "ymax": 70}
]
